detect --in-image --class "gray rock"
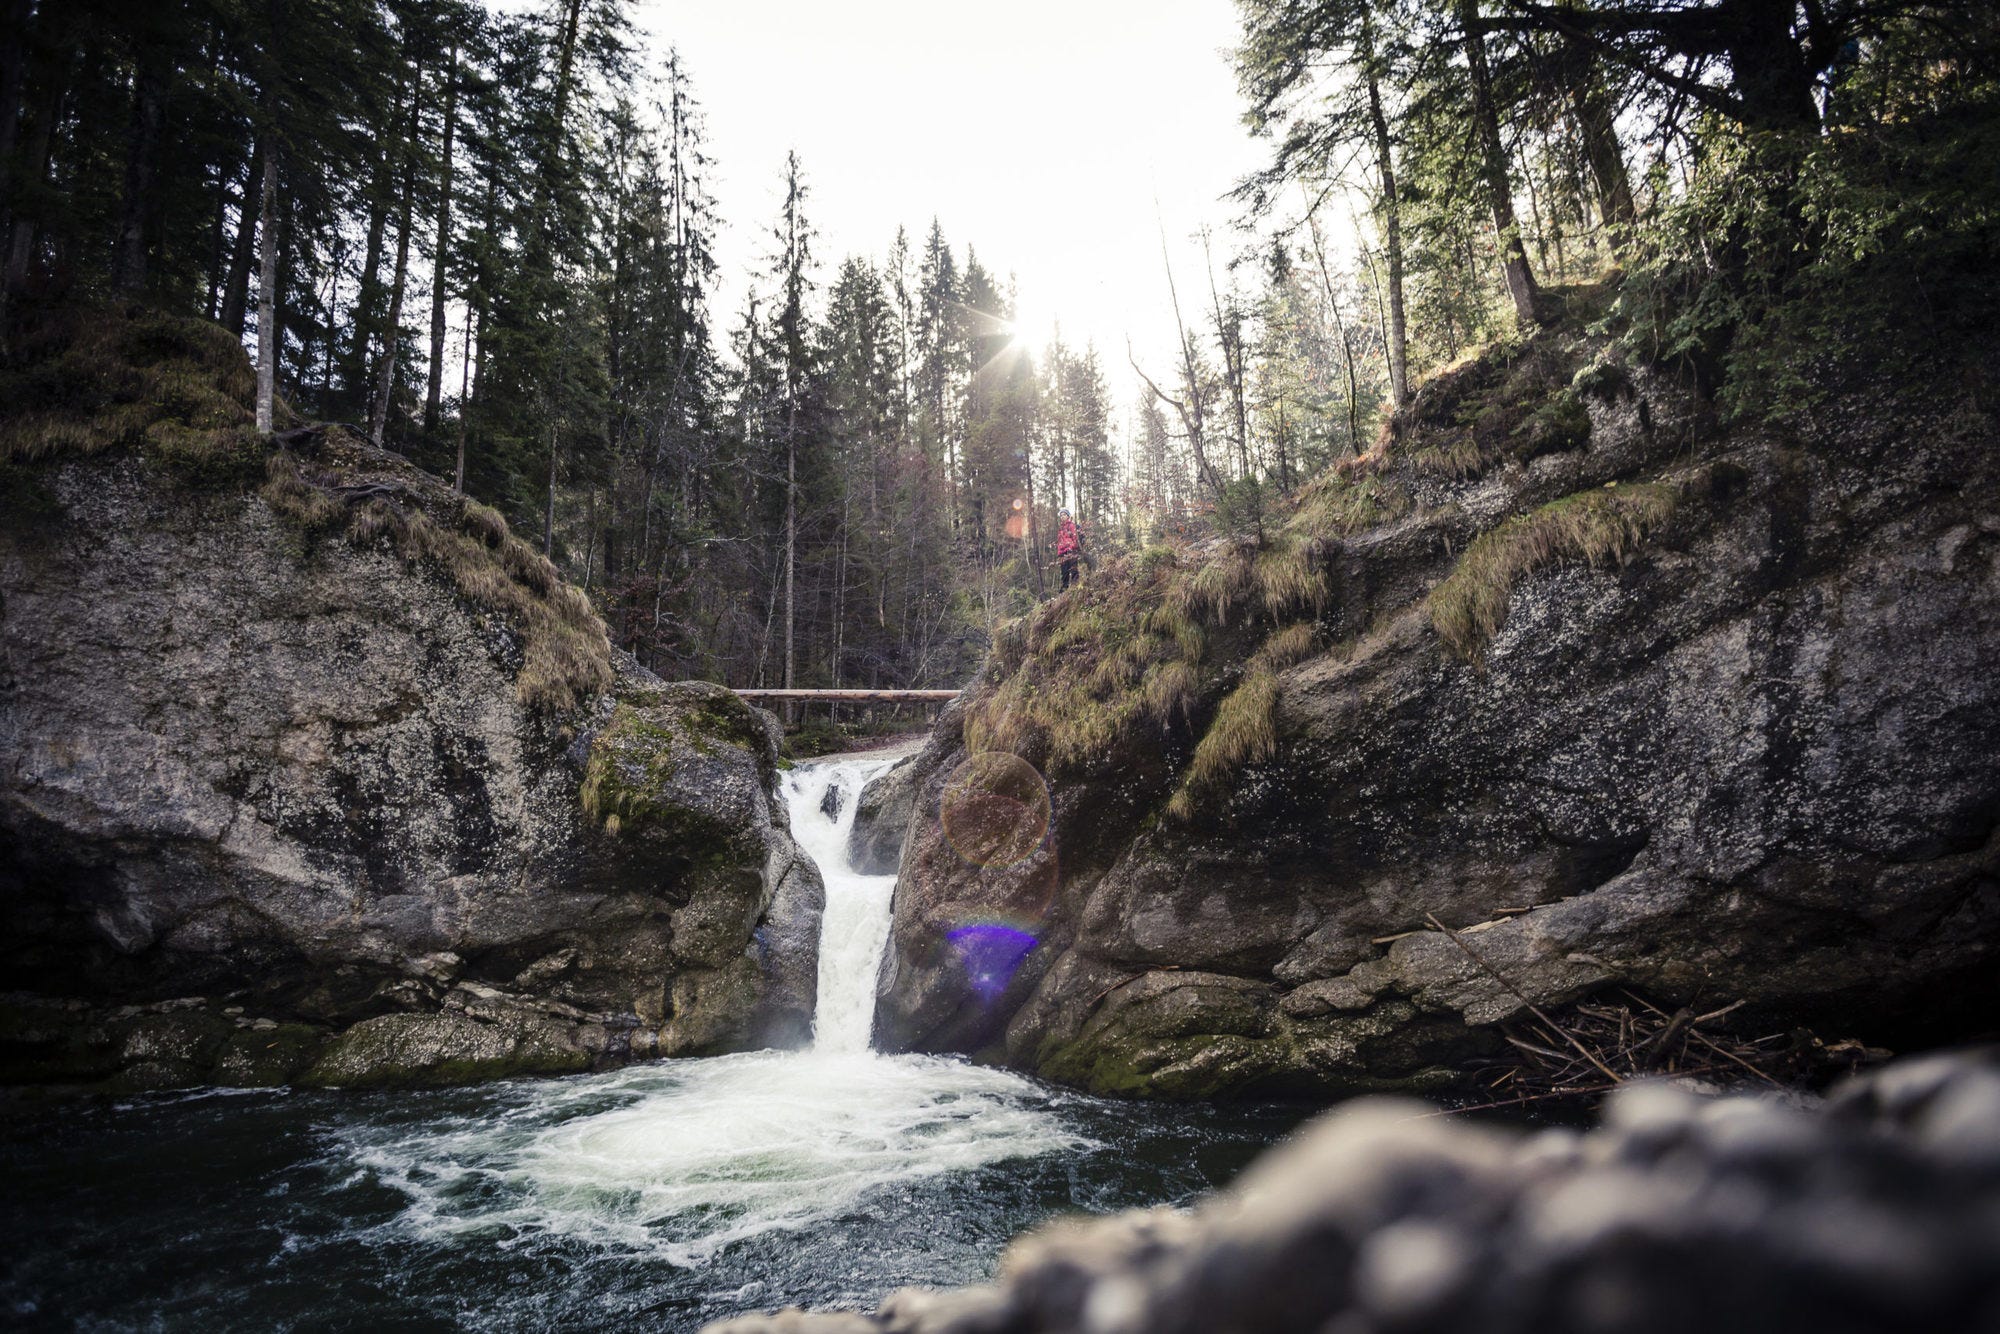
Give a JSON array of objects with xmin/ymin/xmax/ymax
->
[
  {"xmin": 847, "ymin": 752, "xmax": 920, "ymax": 875},
  {"xmin": 0, "ymin": 452, "xmax": 821, "ymax": 1090},
  {"xmin": 875, "ymin": 354, "xmax": 2000, "ymax": 1097}
]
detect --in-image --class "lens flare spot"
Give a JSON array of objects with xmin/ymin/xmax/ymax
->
[
  {"xmin": 940, "ymin": 752, "xmax": 1052, "ymax": 869},
  {"xmin": 946, "ymin": 924, "xmax": 1039, "ymax": 1000}
]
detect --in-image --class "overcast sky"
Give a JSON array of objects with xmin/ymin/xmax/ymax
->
[{"xmin": 626, "ymin": 0, "xmax": 1274, "ymax": 376}]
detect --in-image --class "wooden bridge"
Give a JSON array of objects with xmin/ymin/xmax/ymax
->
[{"xmin": 732, "ymin": 689, "xmax": 959, "ymax": 704}]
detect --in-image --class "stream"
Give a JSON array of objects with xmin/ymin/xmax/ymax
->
[{"xmin": 0, "ymin": 754, "xmax": 1302, "ymax": 1332}]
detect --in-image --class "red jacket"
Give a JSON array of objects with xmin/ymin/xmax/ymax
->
[{"xmin": 1055, "ymin": 517, "xmax": 1082, "ymax": 557}]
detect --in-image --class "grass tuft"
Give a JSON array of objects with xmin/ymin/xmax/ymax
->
[
  {"xmin": 1428, "ymin": 481, "xmax": 1679, "ymax": 664},
  {"xmin": 1286, "ymin": 472, "xmax": 1408, "ymax": 541},
  {"xmin": 0, "ymin": 306, "xmax": 274, "ymax": 477},
  {"xmin": 1161, "ymin": 620, "xmax": 1320, "ymax": 820}
]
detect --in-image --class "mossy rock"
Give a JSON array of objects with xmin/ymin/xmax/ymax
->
[
  {"xmin": 299, "ymin": 1012, "xmax": 591, "ymax": 1089},
  {"xmin": 1036, "ymin": 1031, "xmax": 1290, "ymax": 1100},
  {"xmin": 581, "ymin": 686, "xmax": 774, "ymax": 852}
]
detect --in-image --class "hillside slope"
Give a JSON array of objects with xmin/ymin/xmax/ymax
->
[{"xmin": 874, "ymin": 289, "xmax": 2000, "ymax": 1098}]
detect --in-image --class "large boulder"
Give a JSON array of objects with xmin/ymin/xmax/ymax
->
[
  {"xmin": 876, "ymin": 318, "xmax": 2000, "ymax": 1098},
  {"xmin": 0, "ymin": 313, "xmax": 820, "ymax": 1089},
  {"xmin": 705, "ymin": 1051, "xmax": 2000, "ymax": 1334}
]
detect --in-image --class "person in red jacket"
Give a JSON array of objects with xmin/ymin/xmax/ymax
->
[{"xmin": 1055, "ymin": 508, "xmax": 1084, "ymax": 590}]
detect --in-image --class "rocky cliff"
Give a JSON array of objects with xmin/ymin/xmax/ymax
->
[
  {"xmin": 0, "ymin": 308, "xmax": 820, "ymax": 1091},
  {"xmin": 874, "ymin": 286, "xmax": 2000, "ymax": 1098}
]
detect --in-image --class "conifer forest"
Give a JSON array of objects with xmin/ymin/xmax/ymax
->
[{"xmin": 15, "ymin": 0, "xmax": 1986, "ymax": 703}]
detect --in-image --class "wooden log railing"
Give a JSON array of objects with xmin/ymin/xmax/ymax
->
[{"xmin": 732, "ymin": 689, "xmax": 959, "ymax": 703}]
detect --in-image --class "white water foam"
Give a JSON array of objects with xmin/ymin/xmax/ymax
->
[{"xmin": 341, "ymin": 752, "xmax": 1079, "ymax": 1265}]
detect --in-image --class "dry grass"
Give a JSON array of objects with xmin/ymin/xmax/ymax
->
[
  {"xmin": 1406, "ymin": 435, "xmax": 1487, "ymax": 480},
  {"xmin": 0, "ymin": 307, "xmax": 274, "ymax": 481},
  {"xmin": 1286, "ymin": 471, "xmax": 1408, "ymax": 543},
  {"xmin": 324, "ymin": 482, "xmax": 611, "ymax": 714},
  {"xmin": 1162, "ymin": 619, "xmax": 1323, "ymax": 820},
  {"xmin": 1428, "ymin": 482, "xmax": 1679, "ymax": 664}
]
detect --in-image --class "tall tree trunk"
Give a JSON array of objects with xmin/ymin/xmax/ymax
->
[
  {"xmin": 1729, "ymin": 0, "xmax": 1822, "ymax": 130},
  {"xmin": 1567, "ymin": 44, "xmax": 1635, "ymax": 230},
  {"xmin": 544, "ymin": 412, "xmax": 558, "ymax": 558},
  {"xmin": 254, "ymin": 147, "xmax": 279, "ymax": 432},
  {"xmin": 1361, "ymin": 16, "xmax": 1410, "ymax": 407},
  {"xmin": 349, "ymin": 62, "xmax": 409, "ymax": 405},
  {"xmin": 784, "ymin": 404, "xmax": 797, "ymax": 694},
  {"xmin": 1149, "ymin": 217, "xmax": 1225, "ymax": 505},
  {"xmin": 110, "ymin": 36, "xmax": 172, "ymax": 295},
  {"xmin": 1203, "ymin": 231, "xmax": 1250, "ymax": 479},
  {"xmin": 369, "ymin": 69, "xmax": 423, "ymax": 448},
  {"xmin": 531, "ymin": 0, "xmax": 585, "ymax": 224},
  {"xmin": 1458, "ymin": 0, "xmax": 1545, "ymax": 328},
  {"xmin": 1306, "ymin": 211, "xmax": 1364, "ymax": 459},
  {"xmin": 218, "ymin": 138, "xmax": 263, "ymax": 335},
  {"xmin": 423, "ymin": 39, "xmax": 457, "ymax": 432},
  {"xmin": 453, "ymin": 297, "xmax": 473, "ymax": 491},
  {"xmin": 5, "ymin": 35, "xmax": 76, "ymax": 301}
]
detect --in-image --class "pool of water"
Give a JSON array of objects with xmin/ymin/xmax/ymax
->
[
  {"xmin": 0, "ymin": 756, "xmax": 1308, "ymax": 1332},
  {"xmin": 0, "ymin": 1067, "xmax": 1302, "ymax": 1331}
]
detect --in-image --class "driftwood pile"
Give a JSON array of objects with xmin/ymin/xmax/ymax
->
[{"xmin": 1423, "ymin": 913, "xmax": 1892, "ymax": 1115}]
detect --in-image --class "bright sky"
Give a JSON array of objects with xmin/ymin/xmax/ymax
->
[{"xmin": 628, "ymin": 0, "xmax": 1274, "ymax": 375}]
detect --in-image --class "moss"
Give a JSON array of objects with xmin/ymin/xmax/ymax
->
[
  {"xmin": 581, "ymin": 703, "xmax": 682, "ymax": 829},
  {"xmin": 1428, "ymin": 481, "xmax": 1681, "ymax": 664},
  {"xmin": 1036, "ymin": 1032, "xmax": 1287, "ymax": 1099},
  {"xmin": 0, "ymin": 306, "xmax": 281, "ymax": 475},
  {"xmin": 1515, "ymin": 387, "xmax": 1593, "ymax": 458}
]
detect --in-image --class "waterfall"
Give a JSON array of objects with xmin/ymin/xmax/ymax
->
[
  {"xmin": 778, "ymin": 758, "xmax": 897, "ymax": 1052},
  {"xmin": 332, "ymin": 750, "xmax": 1079, "ymax": 1273}
]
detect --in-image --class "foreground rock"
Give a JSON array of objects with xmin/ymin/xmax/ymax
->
[
  {"xmin": 0, "ymin": 310, "xmax": 820, "ymax": 1091},
  {"xmin": 707, "ymin": 1050, "xmax": 2000, "ymax": 1334},
  {"xmin": 877, "ymin": 309, "xmax": 2000, "ymax": 1097}
]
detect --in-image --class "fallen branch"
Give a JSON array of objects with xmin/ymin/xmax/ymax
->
[{"xmin": 1427, "ymin": 912, "xmax": 1623, "ymax": 1085}]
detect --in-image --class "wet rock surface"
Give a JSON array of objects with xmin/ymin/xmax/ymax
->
[
  {"xmin": 0, "ymin": 451, "xmax": 818, "ymax": 1091},
  {"xmin": 704, "ymin": 1051, "xmax": 2000, "ymax": 1334},
  {"xmin": 877, "ymin": 346, "xmax": 2000, "ymax": 1098},
  {"xmin": 848, "ymin": 752, "xmax": 920, "ymax": 876}
]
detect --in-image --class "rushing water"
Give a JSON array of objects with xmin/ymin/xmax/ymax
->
[{"xmin": 0, "ymin": 754, "xmax": 1303, "ymax": 1333}]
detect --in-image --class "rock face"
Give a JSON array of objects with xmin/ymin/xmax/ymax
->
[
  {"xmin": 847, "ymin": 751, "xmax": 921, "ymax": 875},
  {"xmin": 704, "ymin": 1051, "xmax": 2000, "ymax": 1334},
  {"xmin": 0, "ymin": 438, "xmax": 820, "ymax": 1091},
  {"xmin": 877, "ymin": 326, "xmax": 2000, "ymax": 1098}
]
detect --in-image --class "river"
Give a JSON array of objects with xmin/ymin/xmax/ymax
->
[{"xmin": 0, "ymin": 754, "xmax": 1301, "ymax": 1332}]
